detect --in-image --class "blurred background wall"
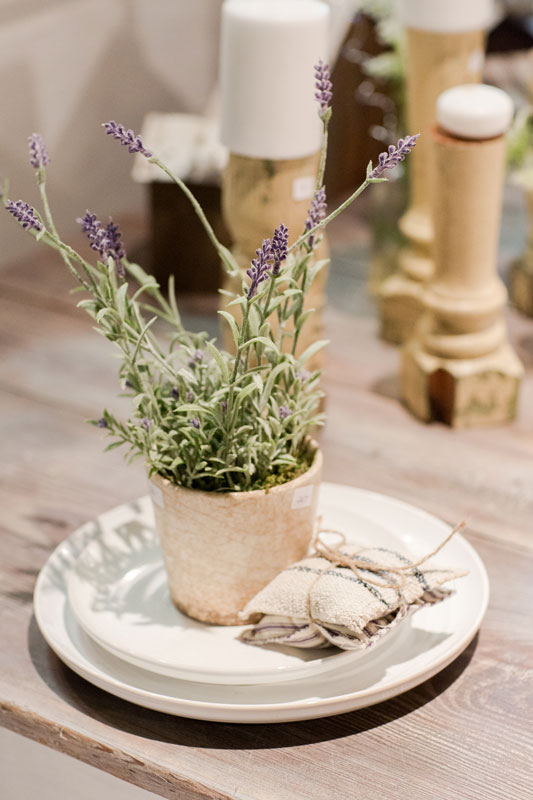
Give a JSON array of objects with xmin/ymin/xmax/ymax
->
[{"xmin": 0, "ymin": 0, "xmax": 223, "ymax": 264}]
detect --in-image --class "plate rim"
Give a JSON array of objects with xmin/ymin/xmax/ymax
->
[{"xmin": 34, "ymin": 482, "xmax": 489, "ymax": 722}]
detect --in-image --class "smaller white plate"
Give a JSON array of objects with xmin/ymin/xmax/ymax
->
[{"xmin": 67, "ymin": 491, "xmax": 395, "ymax": 685}]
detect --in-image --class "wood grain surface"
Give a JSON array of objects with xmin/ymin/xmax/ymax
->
[{"xmin": 1, "ymin": 211, "xmax": 532, "ymax": 800}]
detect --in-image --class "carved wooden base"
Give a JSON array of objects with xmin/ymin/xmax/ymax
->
[
  {"xmin": 368, "ymin": 244, "xmax": 399, "ymax": 297},
  {"xmin": 509, "ymin": 256, "xmax": 533, "ymax": 318},
  {"xmin": 378, "ymin": 272, "xmax": 425, "ymax": 345},
  {"xmin": 401, "ymin": 338, "xmax": 523, "ymax": 428}
]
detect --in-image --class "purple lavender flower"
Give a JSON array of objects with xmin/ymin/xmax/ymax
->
[
  {"xmin": 271, "ymin": 223, "xmax": 289, "ymax": 275},
  {"xmin": 221, "ymin": 400, "xmax": 228, "ymax": 413},
  {"xmin": 6, "ymin": 200, "xmax": 43, "ymax": 232},
  {"xmin": 190, "ymin": 418, "xmax": 201, "ymax": 429},
  {"xmin": 171, "ymin": 387, "xmax": 180, "ymax": 399},
  {"xmin": 314, "ymin": 60, "xmax": 332, "ymax": 118},
  {"xmin": 105, "ymin": 219, "xmax": 126, "ymax": 277},
  {"xmin": 186, "ymin": 350, "xmax": 203, "ymax": 369},
  {"xmin": 279, "ymin": 405, "xmax": 290, "ymax": 419},
  {"xmin": 305, "ymin": 186, "xmax": 327, "ymax": 248},
  {"xmin": 97, "ymin": 417, "xmax": 108, "ymax": 429},
  {"xmin": 247, "ymin": 222, "xmax": 291, "ymax": 294},
  {"xmin": 369, "ymin": 134, "xmax": 419, "ymax": 180},
  {"xmin": 78, "ymin": 211, "xmax": 110, "ymax": 259},
  {"xmin": 78, "ymin": 211, "xmax": 99, "ymax": 236},
  {"xmin": 28, "ymin": 133, "xmax": 50, "ymax": 169},
  {"xmin": 77, "ymin": 211, "xmax": 126, "ymax": 277},
  {"xmin": 247, "ymin": 238, "xmax": 273, "ymax": 298},
  {"xmin": 141, "ymin": 417, "xmax": 152, "ymax": 431},
  {"xmin": 102, "ymin": 121, "xmax": 152, "ymax": 158}
]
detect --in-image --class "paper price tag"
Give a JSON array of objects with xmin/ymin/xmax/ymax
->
[
  {"xmin": 291, "ymin": 485, "xmax": 314, "ymax": 510},
  {"xmin": 149, "ymin": 482, "xmax": 164, "ymax": 508},
  {"xmin": 292, "ymin": 175, "xmax": 315, "ymax": 202}
]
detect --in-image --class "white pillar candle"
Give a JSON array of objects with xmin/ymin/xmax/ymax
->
[
  {"xmin": 398, "ymin": 0, "xmax": 496, "ymax": 33},
  {"xmin": 437, "ymin": 83, "xmax": 514, "ymax": 140},
  {"xmin": 220, "ymin": 0, "xmax": 329, "ymax": 160}
]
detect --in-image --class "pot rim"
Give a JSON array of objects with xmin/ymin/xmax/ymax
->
[{"xmin": 150, "ymin": 441, "xmax": 322, "ymax": 500}]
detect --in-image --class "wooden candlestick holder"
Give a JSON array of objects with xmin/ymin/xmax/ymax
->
[
  {"xmin": 220, "ymin": 152, "xmax": 328, "ymax": 372},
  {"xmin": 378, "ymin": 27, "xmax": 485, "ymax": 344},
  {"xmin": 402, "ymin": 88, "xmax": 523, "ymax": 428}
]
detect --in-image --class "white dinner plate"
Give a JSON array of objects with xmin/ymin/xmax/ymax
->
[
  {"xmin": 34, "ymin": 483, "xmax": 489, "ymax": 724},
  {"xmin": 66, "ymin": 491, "xmax": 400, "ymax": 684}
]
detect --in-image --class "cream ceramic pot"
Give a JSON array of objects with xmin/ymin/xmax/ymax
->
[{"xmin": 150, "ymin": 447, "xmax": 322, "ymax": 625}]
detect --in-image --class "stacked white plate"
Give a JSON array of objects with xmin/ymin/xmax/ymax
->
[{"xmin": 34, "ymin": 482, "xmax": 489, "ymax": 723}]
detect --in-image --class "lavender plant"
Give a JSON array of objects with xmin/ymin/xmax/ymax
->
[{"xmin": 5, "ymin": 70, "xmax": 417, "ymax": 492}]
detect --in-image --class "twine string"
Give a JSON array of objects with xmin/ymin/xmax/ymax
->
[{"xmin": 305, "ymin": 520, "xmax": 466, "ymax": 628}]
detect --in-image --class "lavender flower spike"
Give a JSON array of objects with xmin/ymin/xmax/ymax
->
[
  {"xmin": 102, "ymin": 121, "xmax": 152, "ymax": 158},
  {"xmin": 6, "ymin": 200, "xmax": 43, "ymax": 232},
  {"xmin": 28, "ymin": 133, "xmax": 50, "ymax": 169},
  {"xmin": 314, "ymin": 60, "xmax": 332, "ymax": 119},
  {"xmin": 105, "ymin": 219, "xmax": 126, "ymax": 278},
  {"xmin": 77, "ymin": 210, "xmax": 127, "ymax": 277},
  {"xmin": 77, "ymin": 210, "xmax": 111, "ymax": 261},
  {"xmin": 369, "ymin": 134, "xmax": 420, "ymax": 180},
  {"xmin": 271, "ymin": 223, "xmax": 289, "ymax": 275},
  {"xmin": 305, "ymin": 186, "xmax": 327, "ymax": 248},
  {"xmin": 247, "ymin": 238, "xmax": 273, "ymax": 298}
]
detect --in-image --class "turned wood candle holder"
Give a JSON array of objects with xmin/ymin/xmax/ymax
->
[
  {"xmin": 378, "ymin": 0, "xmax": 492, "ymax": 344},
  {"xmin": 402, "ymin": 84, "xmax": 523, "ymax": 428},
  {"xmin": 219, "ymin": 1, "xmax": 330, "ymax": 370}
]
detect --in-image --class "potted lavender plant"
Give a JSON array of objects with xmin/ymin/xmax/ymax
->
[{"xmin": 5, "ymin": 64, "xmax": 417, "ymax": 624}]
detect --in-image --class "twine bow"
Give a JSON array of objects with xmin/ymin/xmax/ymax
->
[{"xmin": 305, "ymin": 519, "xmax": 467, "ymax": 627}]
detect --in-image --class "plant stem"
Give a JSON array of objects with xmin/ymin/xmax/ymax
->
[
  {"xmin": 288, "ymin": 178, "xmax": 371, "ymax": 255},
  {"xmin": 37, "ymin": 179, "xmax": 100, "ymax": 292},
  {"xmin": 150, "ymin": 156, "xmax": 240, "ymax": 277},
  {"xmin": 315, "ymin": 121, "xmax": 329, "ymax": 194}
]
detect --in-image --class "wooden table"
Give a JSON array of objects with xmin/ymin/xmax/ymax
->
[{"xmin": 1, "ymin": 211, "xmax": 532, "ymax": 800}]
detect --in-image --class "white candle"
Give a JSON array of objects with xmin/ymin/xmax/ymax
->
[
  {"xmin": 220, "ymin": 0, "xmax": 329, "ymax": 160},
  {"xmin": 398, "ymin": 0, "xmax": 496, "ymax": 33},
  {"xmin": 437, "ymin": 84, "xmax": 514, "ymax": 140}
]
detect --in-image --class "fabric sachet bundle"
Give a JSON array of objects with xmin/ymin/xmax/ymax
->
[{"xmin": 240, "ymin": 535, "xmax": 468, "ymax": 651}]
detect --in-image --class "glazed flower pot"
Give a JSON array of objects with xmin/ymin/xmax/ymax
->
[{"xmin": 149, "ymin": 446, "xmax": 322, "ymax": 625}]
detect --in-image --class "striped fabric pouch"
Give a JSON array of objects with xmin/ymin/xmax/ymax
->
[{"xmin": 239, "ymin": 544, "xmax": 467, "ymax": 651}]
